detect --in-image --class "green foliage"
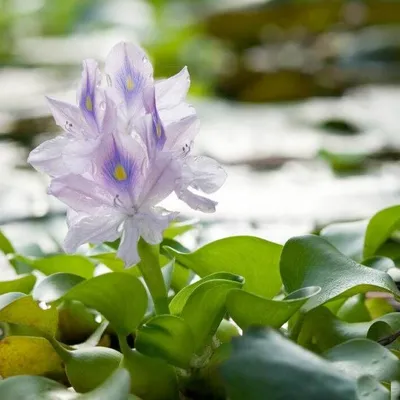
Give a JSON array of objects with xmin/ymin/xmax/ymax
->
[{"xmin": 2, "ymin": 207, "xmax": 400, "ymax": 399}]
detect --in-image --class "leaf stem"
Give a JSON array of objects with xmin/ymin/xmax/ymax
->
[{"xmin": 137, "ymin": 238, "xmax": 170, "ymax": 315}]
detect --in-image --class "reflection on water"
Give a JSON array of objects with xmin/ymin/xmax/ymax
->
[{"xmin": 1, "ymin": 0, "xmax": 400, "ymax": 252}]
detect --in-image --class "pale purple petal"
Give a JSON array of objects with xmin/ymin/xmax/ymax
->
[
  {"xmin": 49, "ymin": 175, "xmax": 115, "ymax": 212},
  {"xmin": 155, "ymin": 66, "xmax": 190, "ymax": 110},
  {"xmin": 104, "ymin": 42, "xmax": 153, "ymax": 115},
  {"xmin": 64, "ymin": 210, "xmax": 124, "ymax": 253},
  {"xmin": 93, "ymin": 131, "xmax": 145, "ymax": 195},
  {"xmin": 158, "ymin": 102, "xmax": 196, "ymax": 127},
  {"xmin": 136, "ymin": 152, "xmax": 180, "ymax": 207},
  {"xmin": 78, "ymin": 59, "xmax": 101, "ymax": 131},
  {"xmin": 176, "ymin": 187, "xmax": 217, "ymax": 213},
  {"xmin": 164, "ymin": 114, "xmax": 199, "ymax": 153},
  {"xmin": 117, "ymin": 217, "xmax": 140, "ymax": 266},
  {"xmin": 28, "ymin": 135, "xmax": 69, "ymax": 176},
  {"xmin": 46, "ymin": 97, "xmax": 83, "ymax": 136},
  {"xmin": 62, "ymin": 136, "xmax": 101, "ymax": 174},
  {"xmin": 143, "ymin": 85, "xmax": 166, "ymax": 150},
  {"xmin": 138, "ymin": 207, "xmax": 177, "ymax": 245},
  {"xmin": 184, "ymin": 156, "xmax": 227, "ymax": 194}
]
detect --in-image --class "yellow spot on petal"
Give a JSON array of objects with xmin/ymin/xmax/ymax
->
[
  {"xmin": 156, "ymin": 123, "xmax": 162, "ymax": 138},
  {"xmin": 85, "ymin": 95, "xmax": 93, "ymax": 111},
  {"xmin": 113, "ymin": 164, "xmax": 127, "ymax": 181},
  {"xmin": 126, "ymin": 76, "xmax": 134, "ymax": 91}
]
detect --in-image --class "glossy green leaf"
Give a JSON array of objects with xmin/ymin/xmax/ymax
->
[
  {"xmin": 33, "ymin": 273, "xmax": 85, "ymax": 303},
  {"xmin": 0, "ymin": 294, "xmax": 58, "ymax": 336},
  {"xmin": 34, "ymin": 272, "xmax": 148, "ymax": 335},
  {"xmin": 163, "ymin": 219, "xmax": 196, "ymax": 239},
  {"xmin": 0, "ymin": 369, "xmax": 131, "ymax": 400},
  {"xmin": 170, "ymin": 272, "xmax": 242, "ymax": 315},
  {"xmin": 120, "ymin": 338, "xmax": 179, "ymax": 400},
  {"xmin": 136, "ymin": 315, "xmax": 195, "ymax": 368},
  {"xmin": 226, "ymin": 286, "xmax": 320, "ymax": 330},
  {"xmin": 0, "ymin": 274, "xmax": 36, "ymax": 295},
  {"xmin": 22, "ymin": 254, "xmax": 95, "ymax": 279},
  {"xmin": 364, "ymin": 205, "xmax": 400, "ymax": 258},
  {"xmin": 220, "ymin": 328, "xmax": 357, "ymax": 400},
  {"xmin": 357, "ymin": 376, "xmax": 389, "ymax": 400},
  {"xmin": 166, "ymin": 236, "xmax": 282, "ymax": 298},
  {"xmin": 297, "ymin": 307, "xmax": 400, "ymax": 352},
  {"xmin": 171, "ymin": 274, "xmax": 243, "ymax": 351},
  {"xmin": 0, "ymin": 230, "xmax": 14, "ymax": 255},
  {"xmin": 320, "ymin": 220, "xmax": 367, "ymax": 261},
  {"xmin": 324, "ymin": 338, "xmax": 400, "ymax": 381},
  {"xmin": 336, "ymin": 294, "xmax": 371, "ymax": 323},
  {"xmin": 280, "ymin": 235, "xmax": 399, "ymax": 311},
  {"xmin": 362, "ymin": 256, "xmax": 395, "ymax": 272}
]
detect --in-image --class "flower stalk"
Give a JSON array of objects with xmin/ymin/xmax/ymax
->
[{"xmin": 137, "ymin": 238, "xmax": 170, "ymax": 315}]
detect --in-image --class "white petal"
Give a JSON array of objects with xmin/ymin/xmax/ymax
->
[
  {"xmin": 176, "ymin": 187, "xmax": 217, "ymax": 213},
  {"xmin": 155, "ymin": 67, "xmax": 190, "ymax": 110},
  {"xmin": 64, "ymin": 210, "xmax": 124, "ymax": 253},
  {"xmin": 137, "ymin": 208, "xmax": 177, "ymax": 245},
  {"xmin": 117, "ymin": 217, "xmax": 140, "ymax": 267},
  {"xmin": 28, "ymin": 135, "xmax": 68, "ymax": 177},
  {"xmin": 49, "ymin": 175, "xmax": 115, "ymax": 213},
  {"xmin": 136, "ymin": 152, "xmax": 180, "ymax": 207},
  {"xmin": 164, "ymin": 114, "xmax": 199, "ymax": 152},
  {"xmin": 46, "ymin": 97, "xmax": 82, "ymax": 136},
  {"xmin": 158, "ymin": 103, "xmax": 196, "ymax": 126},
  {"xmin": 184, "ymin": 156, "xmax": 227, "ymax": 194}
]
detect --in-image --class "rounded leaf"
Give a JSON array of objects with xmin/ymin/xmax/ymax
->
[
  {"xmin": 227, "ymin": 286, "xmax": 320, "ymax": 330},
  {"xmin": 136, "ymin": 315, "xmax": 195, "ymax": 368},
  {"xmin": 166, "ymin": 236, "xmax": 282, "ymax": 298}
]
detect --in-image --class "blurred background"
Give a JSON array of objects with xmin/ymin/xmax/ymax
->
[{"xmin": 1, "ymin": 0, "xmax": 400, "ymax": 255}]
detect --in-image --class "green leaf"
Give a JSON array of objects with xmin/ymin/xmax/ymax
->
[
  {"xmin": 0, "ymin": 294, "xmax": 58, "ymax": 336},
  {"xmin": 280, "ymin": 235, "xmax": 399, "ymax": 311},
  {"xmin": 336, "ymin": 294, "xmax": 371, "ymax": 323},
  {"xmin": 170, "ymin": 274, "xmax": 243, "ymax": 351},
  {"xmin": 0, "ymin": 230, "xmax": 14, "ymax": 254},
  {"xmin": 364, "ymin": 205, "xmax": 400, "ymax": 258},
  {"xmin": 0, "ymin": 274, "xmax": 36, "ymax": 295},
  {"xmin": 324, "ymin": 338, "xmax": 400, "ymax": 382},
  {"xmin": 163, "ymin": 219, "xmax": 196, "ymax": 239},
  {"xmin": 79, "ymin": 369, "xmax": 131, "ymax": 400},
  {"xmin": 136, "ymin": 315, "xmax": 195, "ymax": 368},
  {"xmin": 170, "ymin": 272, "xmax": 242, "ymax": 314},
  {"xmin": 357, "ymin": 376, "xmax": 389, "ymax": 400},
  {"xmin": 33, "ymin": 273, "xmax": 86, "ymax": 303},
  {"xmin": 166, "ymin": 236, "xmax": 282, "ymax": 298},
  {"xmin": 0, "ymin": 336, "xmax": 63, "ymax": 378},
  {"xmin": 34, "ymin": 272, "xmax": 148, "ymax": 335},
  {"xmin": 220, "ymin": 328, "xmax": 357, "ymax": 399},
  {"xmin": 320, "ymin": 220, "xmax": 367, "ymax": 261},
  {"xmin": 120, "ymin": 338, "xmax": 179, "ymax": 400},
  {"xmin": 22, "ymin": 254, "xmax": 95, "ymax": 279},
  {"xmin": 362, "ymin": 256, "xmax": 395, "ymax": 272},
  {"xmin": 226, "ymin": 286, "xmax": 320, "ymax": 330},
  {"xmin": 297, "ymin": 307, "xmax": 400, "ymax": 352},
  {"xmin": 0, "ymin": 369, "xmax": 131, "ymax": 400}
]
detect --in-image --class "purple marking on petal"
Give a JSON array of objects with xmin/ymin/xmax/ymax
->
[
  {"xmin": 79, "ymin": 60, "xmax": 100, "ymax": 132},
  {"xmin": 114, "ymin": 44, "xmax": 146, "ymax": 108},
  {"xmin": 101, "ymin": 135, "xmax": 138, "ymax": 192}
]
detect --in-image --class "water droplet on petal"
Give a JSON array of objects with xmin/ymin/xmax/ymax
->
[
  {"xmin": 142, "ymin": 56, "xmax": 148, "ymax": 64},
  {"xmin": 99, "ymin": 101, "xmax": 106, "ymax": 110},
  {"xmin": 106, "ymin": 74, "xmax": 112, "ymax": 87},
  {"xmin": 39, "ymin": 301, "xmax": 51, "ymax": 310}
]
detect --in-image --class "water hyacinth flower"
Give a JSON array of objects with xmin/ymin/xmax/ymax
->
[{"xmin": 28, "ymin": 41, "xmax": 227, "ymax": 266}]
